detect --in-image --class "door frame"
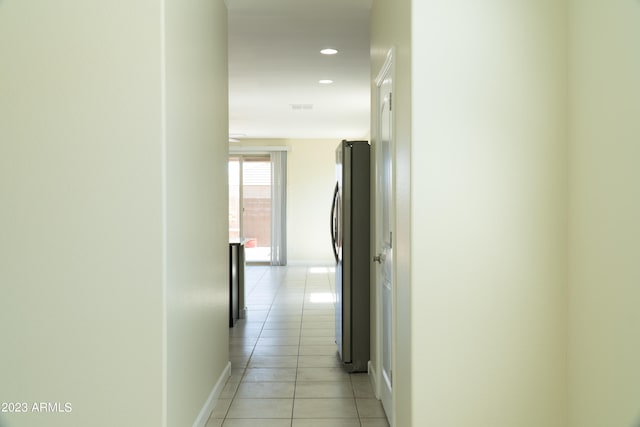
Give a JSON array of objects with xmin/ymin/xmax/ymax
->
[{"xmin": 373, "ymin": 47, "xmax": 396, "ymax": 426}]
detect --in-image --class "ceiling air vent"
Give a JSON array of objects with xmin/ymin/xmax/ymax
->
[{"xmin": 290, "ymin": 104, "xmax": 313, "ymax": 111}]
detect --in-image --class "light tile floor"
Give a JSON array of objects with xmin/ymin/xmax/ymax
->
[{"xmin": 206, "ymin": 266, "xmax": 390, "ymax": 427}]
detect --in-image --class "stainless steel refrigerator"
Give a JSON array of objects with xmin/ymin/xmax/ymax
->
[{"xmin": 330, "ymin": 140, "xmax": 370, "ymax": 372}]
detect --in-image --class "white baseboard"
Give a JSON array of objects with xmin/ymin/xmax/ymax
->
[{"xmin": 192, "ymin": 361, "xmax": 231, "ymax": 427}]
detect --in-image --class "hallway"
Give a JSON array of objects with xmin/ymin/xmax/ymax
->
[{"xmin": 206, "ymin": 266, "xmax": 389, "ymax": 427}]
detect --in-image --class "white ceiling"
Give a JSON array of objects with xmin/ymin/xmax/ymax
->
[{"xmin": 226, "ymin": 0, "xmax": 372, "ymax": 140}]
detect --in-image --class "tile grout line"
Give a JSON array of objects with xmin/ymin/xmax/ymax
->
[
  {"xmin": 222, "ymin": 266, "xmax": 385, "ymax": 426},
  {"xmin": 290, "ymin": 269, "xmax": 306, "ymax": 424},
  {"xmin": 223, "ymin": 267, "xmax": 275, "ymax": 423}
]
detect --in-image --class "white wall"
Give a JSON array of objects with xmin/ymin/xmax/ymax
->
[
  {"xmin": 0, "ymin": 1, "xmax": 229, "ymax": 426},
  {"xmin": 371, "ymin": 0, "xmax": 568, "ymax": 425},
  {"xmin": 0, "ymin": 2, "xmax": 164, "ymax": 426},
  {"xmin": 568, "ymin": 1, "xmax": 640, "ymax": 426},
  {"xmin": 230, "ymin": 139, "xmax": 339, "ymax": 265},
  {"xmin": 164, "ymin": 1, "xmax": 229, "ymax": 426},
  {"xmin": 411, "ymin": 2, "xmax": 568, "ymax": 425}
]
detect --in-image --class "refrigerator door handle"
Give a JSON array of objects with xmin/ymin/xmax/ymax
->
[{"xmin": 330, "ymin": 181, "xmax": 339, "ymax": 263}]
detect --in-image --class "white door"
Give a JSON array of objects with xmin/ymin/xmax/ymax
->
[{"xmin": 375, "ymin": 50, "xmax": 394, "ymax": 425}]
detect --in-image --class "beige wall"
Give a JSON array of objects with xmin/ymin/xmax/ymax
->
[
  {"xmin": 568, "ymin": 1, "xmax": 640, "ymax": 426},
  {"xmin": 230, "ymin": 139, "xmax": 339, "ymax": 265},
  {"xmin": 371, "ymin": 0, "xmax": 569, "ymax": 425},
  {"xmin": 0, "ymin": 1, "xmax": 229, "ymax": 426}
]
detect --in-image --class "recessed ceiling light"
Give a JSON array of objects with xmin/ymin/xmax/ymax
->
[
  {"xmin": 320, "ymin": 48, "xmax": 338, "ymax": 55},
  {"xmin": 290, "ymin": 104, "xmax": 313, "ymax": 110},
  {"xmin": 319, "ymin": 79, "xmax": 334, "ymax": 84}
]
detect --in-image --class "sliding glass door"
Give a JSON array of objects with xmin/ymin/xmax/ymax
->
[
  {"xmin": 228, "ymin": 156, "xmax": 242, "ymax": 241},
  {"xmin": 229, "ymin": 152, "xmax": 286, "ymax": 265}
]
